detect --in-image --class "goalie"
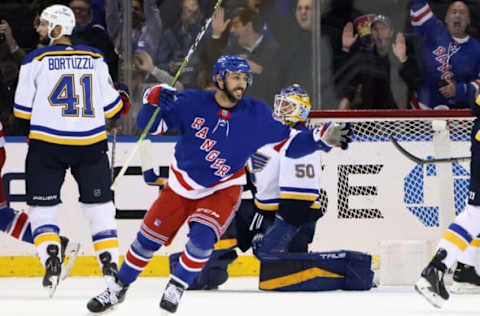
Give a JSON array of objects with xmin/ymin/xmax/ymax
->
[{"xmin": 165, "ymin": 84, "xmax": 372, "ymax": 292}]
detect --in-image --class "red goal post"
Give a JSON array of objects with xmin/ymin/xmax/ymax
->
[{"xmin": 305, "ymin": 109, "xmax": 474, "ymax": 261}]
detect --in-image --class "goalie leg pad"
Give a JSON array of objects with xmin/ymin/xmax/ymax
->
[
  {"xmin": 253, "ymin": 216, "xmax": 298, "ymax": 261},
  {"xmin": 259, "ymin": 250, "xmax": 374, "ymax": 291},
  {"xmin": 288, "ymin": 221, "xmax": 317, "ymax": 253}
]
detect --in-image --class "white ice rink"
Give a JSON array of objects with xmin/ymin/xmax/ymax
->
[{"xmin": 1, "ymin": 277, "xmax": 479, "ymax": 316}]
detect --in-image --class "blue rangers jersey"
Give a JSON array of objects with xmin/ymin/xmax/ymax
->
[
  {"xmin": 247, "ymin": 124, "xmax": 323, "ymax": 212},
  {"xmin": 410, "ymin": 0, "xmax": 480, "ymax": 109},
  {"xmin": 14, "ymin": 45, "xmax": 123, "ymax": 145},
  {"xmin": 138, "ymin": 89, "xmax": 323, "ymax": 200}
]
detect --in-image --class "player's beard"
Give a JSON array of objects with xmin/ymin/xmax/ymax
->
[
  {"xmin": 38, "ymin": 34, "xmax": 50, "ymax": 46},
  {"xmin": 223, "ymin": 80, "xmax": 246, "ymax": 103}
]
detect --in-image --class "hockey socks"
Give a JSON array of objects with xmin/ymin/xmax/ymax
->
[
  {"xmin": 117, "ymin": 230, "xmax": 162, "ymax": 285},
  {"xmin": 92, "ymin": 230, "xmax": 120, "ymax": 277},
  {"xmin": 33, "ymin": 224, "xmax": 61, "ymax": 267},
  {"xmin": 171, "ymin": 223, "xmax": 215, "ymax": 287},
  {"xmin": 0, "ymin": 207, "xmax": 33, "ymax": 243}
]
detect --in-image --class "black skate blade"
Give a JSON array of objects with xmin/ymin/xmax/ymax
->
[{"xmin": 414, "ymin": 277, "xmax": 445, "ymax": 309}]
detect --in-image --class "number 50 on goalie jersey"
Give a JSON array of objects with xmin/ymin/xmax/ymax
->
[
  {"xmin": 14, "ymin": 45, "xmax": 122, "ymax": 145},
  {"xmin": 247, "ymin": 125, "xmax": 324, "ymax": 212}
]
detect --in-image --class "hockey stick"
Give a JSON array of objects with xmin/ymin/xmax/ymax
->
[
  {"xmin": 389, "ymin": 135, "xmax": 470, "ymax": 164},
  {"xmin": 110, "ymin": 126, "xmax": 118, "ymax": 183},
  {"xmin": 111, "ymin": 0, "xmax": 224, "ymax": 190}
]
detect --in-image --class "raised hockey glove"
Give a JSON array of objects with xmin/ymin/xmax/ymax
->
[
  {"xmin": 115, "ymin": 82, "xmax": 131, "ymax": 115},
  {"xmin": 142, "ymin": 83, "xmax": 177, "ymax": 109},
  {"xmin": 313, "ymin": 122, "xmax": 352, "ymax": 150}
]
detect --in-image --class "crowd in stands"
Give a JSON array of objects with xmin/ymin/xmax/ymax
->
[{"xmin": 1, "ymin": 0, "xmax": 480, "ymax": 135}]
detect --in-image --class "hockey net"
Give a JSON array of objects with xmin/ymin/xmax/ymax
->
[{"xmin": 307, "ymin": 109, "xmax": 473, "ymax": 284}]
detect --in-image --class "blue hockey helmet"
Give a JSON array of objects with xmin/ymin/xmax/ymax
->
[
  {"xmin": 212, "ymin": 55, "xmax": 253, "ymax": 86},
  {"xmin": 274, "ymin": 84, "xmax": 311, "ymax": 124}
]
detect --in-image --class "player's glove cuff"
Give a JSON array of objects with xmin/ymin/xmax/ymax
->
[
  {"xmin": 313, "ymin": 122, "xmax": 352, "ymax": 151},
  {"xmin": 142, "ymin": 83, "xmax": 177, "ymax": 108}
]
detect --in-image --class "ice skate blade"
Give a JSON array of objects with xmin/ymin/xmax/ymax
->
[
  {"xmin": 414, "ymin": 277, "xmax": 446, "ymax": 309},
  {"xmin": 161, "ymin": 309, "xmax": 172, "ymax": 316},
  {"xmin": 450, "ymin": 281, "xmax": 480, "ymax": 294},
  {"xmin": 46, "ymin": 276, "xmax": 59, "ymax": 298},
  {"xmin": 61, "ymin": 241, "xmax": 81, "ymax": 280}
]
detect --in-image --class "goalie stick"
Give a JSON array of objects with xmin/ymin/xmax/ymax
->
[
  {"xmin": 111, "ymin": 0, "xmax": 224, "ymax": 190},
  {"xmin": 389, "ymin": 135, "xmax": 470, "ymax": 164}
]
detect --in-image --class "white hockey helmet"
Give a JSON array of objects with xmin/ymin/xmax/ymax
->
[
  {"xmin": 40, "ymin": 5, "xmax": 76, "ymax": 42},
  {"xmin": 274, "ymin": 84, "xmax": 311, "ymax": 125}
]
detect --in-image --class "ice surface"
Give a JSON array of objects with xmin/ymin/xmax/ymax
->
[{"xmin": 1, "ymin": 277, "xmax": 479, "ymax": 316}]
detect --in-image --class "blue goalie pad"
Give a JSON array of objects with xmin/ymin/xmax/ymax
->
[
  {"xmin": 259, "ymin": 250, "xmax": 374, "ymax": 292},
  {"xmin": 169, "ymin": 248, "xmax": 238, "ymax": 290}
]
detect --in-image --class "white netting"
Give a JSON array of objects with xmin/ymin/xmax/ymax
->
[{"xmin": 306, "ymin": 110, "xmax": 473, "ymax": 257}]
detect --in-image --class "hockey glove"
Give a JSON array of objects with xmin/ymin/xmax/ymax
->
[
  {"xmin": 313, "ymin": 122, "xmax": 352, "ymax": 150},
  {"xmin": 115, "ymin": 82, "xmax": 131, "ymax": 115},
  {"xmin": 142, "ymin": 83, "xmax": 177, "ymax": 109}
]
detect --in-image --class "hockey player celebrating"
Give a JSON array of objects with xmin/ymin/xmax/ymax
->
[
  {"xmin": 13, "ymin": 4, "xmax": 129, "ymax": 297},
  {"xmin": 410, "ymin": 0, "xmax": 480, "ymax": 109},
  {"xmin": 86, "ymin": 55, "xmax": 352, "ymax": 314},
  {"xmin": 247, "ymin": 84, "xmax": 324, "ymax": 259}
]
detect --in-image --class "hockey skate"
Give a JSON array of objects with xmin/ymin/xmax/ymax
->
[
  {"xmin": 42, "ymin": 244, "xmax": 62, "ymax": 298},
  {"xmin": 159, "ymin": 278, "xmax": 186, "ymax": 314},
  {"xmin": 87, "ymin": 276, "xmax": 128, "ymax": 313},
  {"xmin": 450, "ymin": 262, "xmax": 480, "ymax": 294},
  {"xmin": 59, "ymin": 236, "xmax": 81, "ymax": 280},
  {"xmin": 414, "ymin": 248, "xmax": 449, "ymax": 308}
]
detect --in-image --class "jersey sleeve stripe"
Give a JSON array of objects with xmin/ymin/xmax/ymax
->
[
  {"xmin": 410, "ymin": 6, "xmax": 433, "ymax": 26},
  {"xmin": 104, "ymin": 96, "xmax": 122, "ymax": 118},
  {"xmin": 13, "ymin": 109, "xmax": 32, "ymax": 120},
  {"xmin": 13, "ymin": 103, "xmax": 32, "ymax": 119},
  {"xmin": 254, "ymin": 198, "xmax": 279, "ymax": 211}
]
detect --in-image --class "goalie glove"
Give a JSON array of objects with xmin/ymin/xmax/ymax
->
[
  {"xmin": 142, "ymin": 83, "xmax": 177, "ymax": 109},
  {"xmin": 313, "ymin": 122, "xmax": 352, "ymax": 150}
]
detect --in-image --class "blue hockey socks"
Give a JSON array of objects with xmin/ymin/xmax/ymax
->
[
  {"xmin": 253, "ymin": 216, "xmax": 298, "ymax": 261},
  {"xmin": 0, "ymin": 207, "xmax": 33, "ymax": 243},
  {"xmin": 117, "ymin": 230, "xmax": 162, "ymax": 285},
  {"xmin": 171, "ymin": 223, "xmax": 216, "ymax": 288}
]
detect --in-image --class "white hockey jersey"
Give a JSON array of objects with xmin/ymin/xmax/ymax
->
[
  {"xmin": 14, "ymin": 44, "xmax": 122, "ymax": 145},
  {"xmin": 247, "ymin": 125, "xmax": 324, "ymax": 212}
]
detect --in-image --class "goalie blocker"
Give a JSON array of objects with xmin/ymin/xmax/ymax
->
[{"xmin": 259, "ymin": 250, "xmax": 374, "ymax": 291}]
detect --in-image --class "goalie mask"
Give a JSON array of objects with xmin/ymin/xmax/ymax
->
[
  {"xmin": 274, "ymin": 84, "xmax": 311, "ymax": 125},
  {"xmin": 212, "ymin": 55, "xmax": 253, "ymax": 86},
  {"xmin": 40, "ymin": 5, "xmax": 76, "ymax": 44}
]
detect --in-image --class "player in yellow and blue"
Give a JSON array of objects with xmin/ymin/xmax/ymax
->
[
  {"xmin": 13, "ymin": 4, "xmax": 129, "ymax": 297},
  {"xmin": 248, "ymin": 84, "xmax": 325, "ymax": 259}
]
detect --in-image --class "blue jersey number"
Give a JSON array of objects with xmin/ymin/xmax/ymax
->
[{"xmin": 49, "ymin": 74, "xmax": 95, "ymax": 117}]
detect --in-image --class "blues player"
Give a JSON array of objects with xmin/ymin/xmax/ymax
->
[
  {"xmin": 410, "ymin": 0, "xmax": 480, "ymax": 109},
  {"xmin": 13, "ymin": 4, "xmax": 129, "ymax": 297},
  {"xmin": 415, "ymin": 75, "xmax": 480, "ymax": 308},
  {"xmin": 0, "ymin": 173, "xmax": 80, "ymax": 282},
  {"xmin": 0, "ymin": 120, "xmax": 81, "ymax": 282},
  {"xmin": 86, "ymin": 55, "xmax": 351, "ymax": 313},
  {"xmin": 247, "ymin": 84, "xmax": 324, "ymax": 259}
]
